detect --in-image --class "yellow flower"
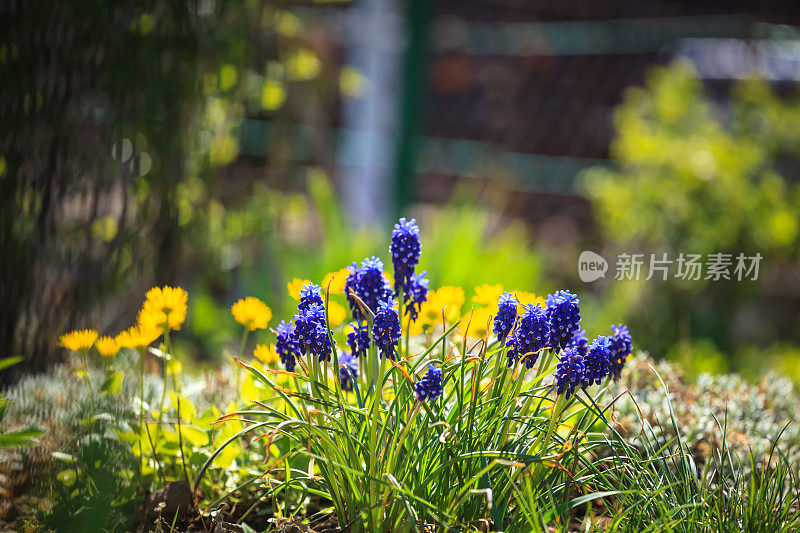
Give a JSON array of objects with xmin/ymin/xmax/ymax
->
[
  {"xmin": 139, "ymin": 286, "xmax": 188, "ymax": 332},
  {"xmin": 417, "ymin": 286, "xmax": 465, "ymax": 327},
  {"xmin": 59, "ymin": 329, "xmax": 98, "ymax": 352},
  {"xmin": 460, "ymin": 306, "xmax": 492, "ymax": 338},
  {"xmin": 326, "ymin": 301, "xmax": 346, "ymax": 327},
  {"xmin": 473, "ymin": 284, "xmax": 504, "ymax": 306},
  {"xmin": 254, "ymin": 344, "xmax": 279, "ymax": 364},
  {"xmin": 231, "ymin": 297, "xmax": 273, "ymax": 331},
  {"xmin": 516, "ymin": 291, "xmax": 545, "ymax": 308},
  {"xmin": 288, "ymin": 278, "xmax": 311, "ymax": 301},
  {"xmin": 115, "ymin": 324, "xmax": 161, "ymax": 349},
  {"xmin": 435, "ymin": 286, "xmax": 465, "ymax": 313},
  {"xmin": 95, "ymin": 336, "xmax": 119, "ymax": 358},
  {"xmin": 321, "ymin": 268, "xmax": 349, "ymax": 295}
]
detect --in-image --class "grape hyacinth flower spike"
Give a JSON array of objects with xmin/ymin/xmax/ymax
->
[
  {"xmin": 507, "ymin": 303, "xmax": 549, "ymax": 369},
  {"xmin": 338, "ymin": 351, "xmax": 359, "ymax": 391},
  {"xmin": 293, "ymin": 303, "xmax": 334, "ymax": 362},
  {"xmin": 415, "ymin": 364, "xmax": 443, "ymax": 401},
  {"xmin": 356, "ymin": 256, "xmax": 393, "ymax": 317},
  {"xmin": 372, "ymin": 301, "xmax": 401, "ymax": 360},
  {"xmin": 405, "ymin": 271, "xmax": 429, "ymax": 321},
  {"xmin": 298, "ymin": 283, "xmax": 324, "ymax": 312},
  {"xmin": 493, "ymin": 292, "xmax": 518, "ymax": 343},
  {"xmin": 390, "ymin": 217, "xmax": 421, "ymax": 297},
  {"xmin": 346, "ymin": 322, "xmax": 370, "ymax": 359},
  {"xmin": 275, "ymin": 320, "xmax": 299, "ymax": 372},
  {"xmin": 582, "ymin": 336, "xmax": 612, "ymax": 388},
  {"xmin": 609, "ymin": 324, "xmax": 633, "ymax": 380},
  {"xmin": 555, "ymin": 344, "xmax": 585, "ymax": 399},
  {"xmin": 546, "ymin": 290, "xmax": 581, "ymax": 351}
]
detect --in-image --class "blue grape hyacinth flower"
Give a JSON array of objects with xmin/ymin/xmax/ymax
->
[
  {"xmin": 346, "ymin": 322, "xmax": 370, "ymax": 359},
  {"xmin": 356, "ymin": 256, "xmax": 393, "ymax": 317},
  {"xmin": 338, "ymin": 351, "xmax": 359, "ymax": 391},
  {"xmin": 546, "ymin": 290, "xmax": 581, "ymax": 351},
  {"xmin": 298, "ymin": 283, "xmax": 324, "ymax": 313},
  {"xmin": 582, "ymin": 336, "xmax": 612, "ymax": 387},
  {"xmin": 555, "ymin": 345, "xmax": 585, "ymax": 399},
  {"xmin": 372, "ymin": 301, "xmax": 401, "ymax": 360},
  {"xmin": 507, "ymin": 303, "xmax": 549, "ymax": 368},
  {"xmin": 390, "ymin": 217, "xmax": 421, "ymax": 296},
  {"xmin": 275, "ymin": 320, "xmax": 299, "ymax": 372},
  {"xmin": 415, "ymin": 364, "xmax": 443, "ymax": 401},
  {"xmin": 609, "ymin": 324, "xmax": 633, "ymax": 380},
  {"xmin": 404, "ymin": 271, "xmax": 429, "ymax": 321},
  {"xmin": 294, "ymin": 303, "xmax": 334, "ymax": 362},
  {"xmin": 493, "ymin": 292, "xmax": 518, "ymax": 343}
]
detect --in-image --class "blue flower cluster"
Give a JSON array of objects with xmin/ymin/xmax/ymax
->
[
  {"xmin": 293, "ymin": 302, "xmax": 334, "ymax": 363},
  {"xmin": 345, "ymin": 257, "xmax": 393, "ymax": 320},
  {"xmin": 493, "ymin": 292, "xmax": 518, "ymax": 343},
  {"xmin": 554, "ymin": 325, "xmax": 633, "ymax": 398},
  {"xmin": 415, "ymin": 364, "xmax": 443, "ymax": 401},
  {"xmin": 298, "ymin": 283, "xmax": 324, "ymax": 312},
  {"xmin": 372, "ymin": 301, "xmax": 401, "ymax": 360},
  {"xmin": 506, "ymin": 303, "xmax": 549, "ymax": 368},
  {"xmin": 609, "ymin": 324, "xmax": 633, "ymax": 380},
  {"xmin": 390, "ymin": 217, "xmax": 421, "ymax": 296},
  {"xmin": 346, "ymin": 322, "xmax": 370, "ymax": 359},
  {"xmin": 275, "ymin": 320, "xmax": 299, "ymax": 372},
  {"xmin": 267, "ymin": 216, "xmax": 634, "ymax": 406},
  {"xmin": 582, "ymin": 336, "xmax": 611, "ymax": 387},
  {"xmin": 404, "ymin": 271, "xmax": 429, "ymax": 321},
  {"xmin": 554, "ymin": 344, "xmax": 584, "ymax": 398},
  {"xmin": 338, "ymin": 351, "xmax": 359, "ymax": 391},
  {"xmin": 546, "ymin": 290, "xmax": 581, "ymax": 351}
]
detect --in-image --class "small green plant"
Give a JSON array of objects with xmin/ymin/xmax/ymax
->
[{"xmin": 0, "ymin": 357, "xmax": 44, "ymax": 449}]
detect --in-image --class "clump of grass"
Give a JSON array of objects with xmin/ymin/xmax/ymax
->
[{"xmin": 594, "ymin": 366, "xmax": 800, "ymax": 532}]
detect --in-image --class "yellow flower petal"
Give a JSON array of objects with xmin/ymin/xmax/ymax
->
[
  {"xmin": 59, "ymin": 329, "xmax": 98, "ymax": 352},
  {"xmin": 95, "ymin": 336, "xmax": 119, "ymax": 358},
  {"xmin": 231, "ymin": 297, "xmax": 273, "ymax": 331}
]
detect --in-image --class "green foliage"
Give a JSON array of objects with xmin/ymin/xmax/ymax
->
[
  {"xmin": 584, "ymin": 61, "xmax": 800, "ymax": 255},
  {"xmin": 0, "ymin": 357, "xmax": 43, "ymax": 450},
  {"xmin": 206, "ymin": 322, "xmax": 619, "ymax": 531},
  {"xmin": 581, "ymin": 61, "xmax": 800, "ymax": 360}
]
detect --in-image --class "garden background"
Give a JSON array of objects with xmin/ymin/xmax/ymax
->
[{"xmin": 3, "ymin": 1, "xmax": 800, "ymax": 531}]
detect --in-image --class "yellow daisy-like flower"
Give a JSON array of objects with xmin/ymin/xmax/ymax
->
[
  {"xmin": 254, "ymin": 343, "xmax": 279, "ymax": 364},
  {"xmin": 59, "ymin": 329, "xmax": 98, "ymax": 352},
  {"xmin": 115, "ymin": 324, "xmax": 161, "ymax": 349},
  {"xmin": 473, "ymin": 284, "xmax": 504, "ymax": 306},
  {"xmin": 231, "ymin": 297, "xmax": 273, "ymax": 331},
  {"xmin": 516, "ymin": 291, "xmax": 545, "ymax": 309},
  {"xmin": 138, "ymin": 286, "xmax": 188, "ymax": 332},
  {"xmin": 95, "ymin": 336, "xmax": 120, "ymax": 358},
  {"xmin": 288, "ymin": 278, "xmax": 311, "ymax": 301},
  {"xmin": 326, "ymin": 300, "xmax": 346, "ymax": 327},
  {"xmin": 321, "ymin": 268, "xmax": 349, "ymax": 295}
]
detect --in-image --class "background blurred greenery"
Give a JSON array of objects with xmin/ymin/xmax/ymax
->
[
  {"xmin": 3, "ymin": 2, "xmax": 800, "ymax": 385},
  {"xmin": 581, "ymin": 61, "xmax": 800, "ymax": 381}
]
